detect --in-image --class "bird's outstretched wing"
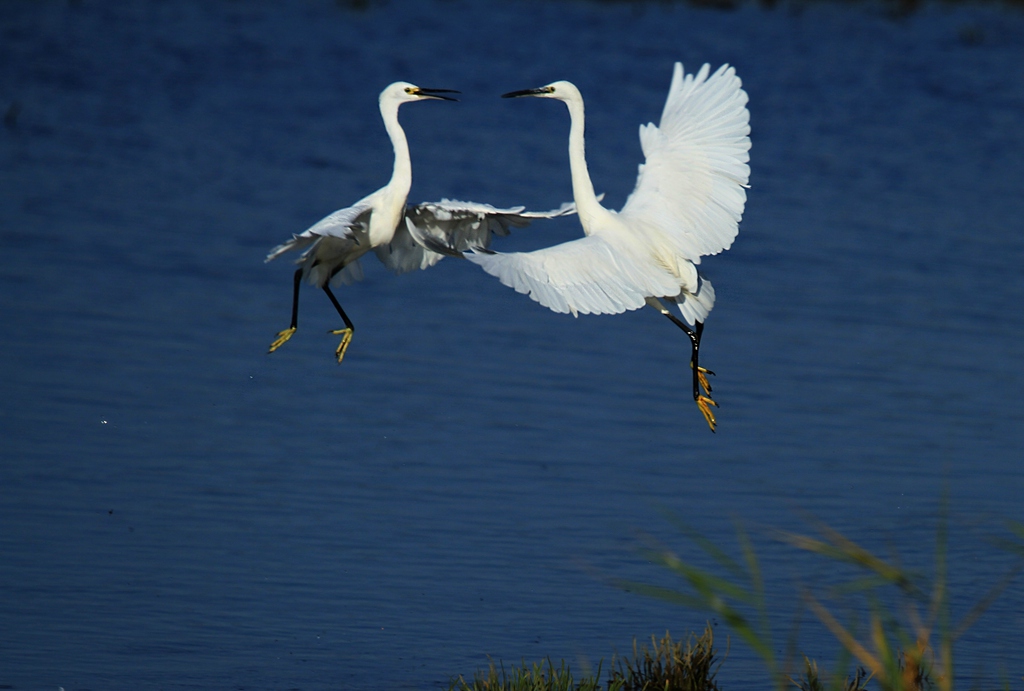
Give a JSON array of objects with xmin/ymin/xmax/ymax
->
[
  {"xmin": 618, "ymin": 63, "xmax": 750, "ymax": 263},
  {"xmin": 265, "ymin": 201, "xmax": 372, "ymax": 262},
  {"xmin": 375, "ymin": 199, "xmax": 577, "ymax": 275},
  {"xmin": 465, "ymin": 235, "xmax": 680, "ymax": 317}
]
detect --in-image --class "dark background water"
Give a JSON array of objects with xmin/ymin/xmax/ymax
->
[{"xmin": 2, "ymin": 1, "xmax": 1022, "ymax": 689}]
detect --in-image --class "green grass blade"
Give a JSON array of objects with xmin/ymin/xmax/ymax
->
[{"xmin": 657, "ymin": 507, "xmax": 747, "ymax": 580}]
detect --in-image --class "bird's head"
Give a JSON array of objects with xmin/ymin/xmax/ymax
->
[
  {"xmin": 381, "ymin": 82, "xmax": 460, "ymax": 106},
  {"xmin": 501, "ymin": 80, "xmax": 581, "ymax": 103}
]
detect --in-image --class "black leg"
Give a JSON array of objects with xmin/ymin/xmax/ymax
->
[
  {"xmin": 661, "ymin": 313, "xmax": 718, "ymax": 432},
  {"xmin": 322, "ymin": 285, "xmax": 355, "ymax": 332},
  {"xmin": 268, "ymin": 268, "xmax": 304, "ymax": 353},
  {"xmin": 662, "ymin": 314, "xmax": 711, "ymax": 400},
  {"xmin": 323, "ymin": 285, "xmax": 355, "ymax": 363},
  {"xmin": 288, "ymin": 268, "xmax": 302, "ymax": 330}
]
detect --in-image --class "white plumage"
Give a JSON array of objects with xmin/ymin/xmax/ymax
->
[{"xmin": 467, "ymin": 63, "xmax": 751, "ymax": 431}]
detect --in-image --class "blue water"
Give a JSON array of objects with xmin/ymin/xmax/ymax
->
[{"xmin": 2, "ymin": 1, "xmax": 1023, "ymax": 689}]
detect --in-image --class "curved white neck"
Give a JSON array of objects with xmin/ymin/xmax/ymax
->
[
  {"xmin": 381, "ymin": 100, "xmax": 412, "ymax": 198},
  {"xmin": 564, "ymin": 97, "xmax": 607, "ymax": 232}
]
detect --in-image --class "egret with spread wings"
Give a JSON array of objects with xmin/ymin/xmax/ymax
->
[
  {"xmin": 266, "ymin": 81, "xmax": 574, "ymax": 363},
  {"xmin": 466, "ymin": 64, "xmax": 750, "ymax": 431}
]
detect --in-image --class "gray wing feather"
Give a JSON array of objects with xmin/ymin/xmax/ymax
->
[
  {"xmin": 266, "ymin": 202, "xmax": 371, "ymax": 262},
  {"xmin": 376, "ymin": 198, "xmax": 577, "ymax": 275}
]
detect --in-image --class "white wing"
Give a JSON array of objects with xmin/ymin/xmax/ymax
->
[
  {"xmin": 618, "ymin": 63, "xmax": 751, "ymax": 263},
  {"xmin": 265, "ymin": 201, "xmax": 372, "ymax": 262},
  {"xmin": 375, "ymin": 198, "xmax": 577, "ymax": 275},
  {"xmin": 465, "ymin": 236, "xmax": 680, "ymax": 317}
]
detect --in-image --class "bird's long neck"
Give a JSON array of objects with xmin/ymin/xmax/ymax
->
[
  {"xmin": 565, "ymin": 97, "xmax": 606, "ymax": 232},
  {"xmin": 381, "ymin": 100, "xmax": 412, "ymax": 199}
]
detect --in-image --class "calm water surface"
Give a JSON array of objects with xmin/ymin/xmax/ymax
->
[{"xmin": 2, "ymin": 1, "xmax": 1023, "ymax": 689}]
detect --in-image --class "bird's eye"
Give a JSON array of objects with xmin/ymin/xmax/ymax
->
[{"xmin": 404, "ymin": 87, "xmax": 414, "ymax": 94}]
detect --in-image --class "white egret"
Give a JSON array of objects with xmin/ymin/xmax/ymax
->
[
  {"xmin": 465, "ymin": 64, "xmax": 750, "ymax": 431},
  {"xmin": 266, "ymin": 81, "xmax": 575, "ymax": 363}
]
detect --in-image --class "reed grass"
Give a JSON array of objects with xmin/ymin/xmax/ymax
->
[
  {"xmin": 618, "ymin": 506, "xmax": 1024, "ymax": 690},
  {"xmin": 609, "ymin": 627, "xmax": 721, "ymax": 691},
  {"xmin": 448, "ymin": 625, "xmax": 865, "ymax": 690},
  {"xmin": 790, "ymin": 657, "xmax": 870, "ymax": 691},
  {"xmin": 448, "ymin": 657, "xmax": 611, "ymax": 691},
  {"xmin": 448, "ymin": 629, "xmax": 726, "ymax": 691},
  {"xmin": 449, "ymin": 515, "xmax": 1023, "ymax": 690}
]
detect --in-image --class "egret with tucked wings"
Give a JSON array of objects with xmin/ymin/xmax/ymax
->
[
  {"xmin": 266, "ymin": 81, "xmax": 575, "ymax": 363},
  {"xmin": 466, "ymin": 64, "xmax": 750, "ymax": 431}
]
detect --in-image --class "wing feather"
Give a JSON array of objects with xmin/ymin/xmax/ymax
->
[
  {"xmin": 619, "ymin": 62, "xmax": 751, "ymax": 263},
  {"xmin": 378, "ymin": 198, "xmax": 577, "ymax": 275},
  {"xmin": 465, "ymin": 236, "xmax": 678, "ymax": 317},
  {"xmin": 266, "ymin": 201, "xmax": 371, "ymax": 262}
]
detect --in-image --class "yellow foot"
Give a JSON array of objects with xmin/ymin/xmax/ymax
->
[
  {"xmin": 330, "ymin": 327, "xmax": 354, "ymax": 364},
  {"xmin": 690, "ymin": 362, "xmax": 716, "ymax": 396},
  {"xmin": 696, "ymin": 394, "xmax": 719, "ymax": 433},
  {"xmin": 268, "ymin": 327, "xmax": 297, "ymax": 353}
]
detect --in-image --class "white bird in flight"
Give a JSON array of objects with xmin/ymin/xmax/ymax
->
[
  {"xmin": 266, "ymin": 81, "xmax": 575, "ymax": 363},
  {"xmin": 463, "ymin": 64, "xmax": 750, "ymax": 431}
]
